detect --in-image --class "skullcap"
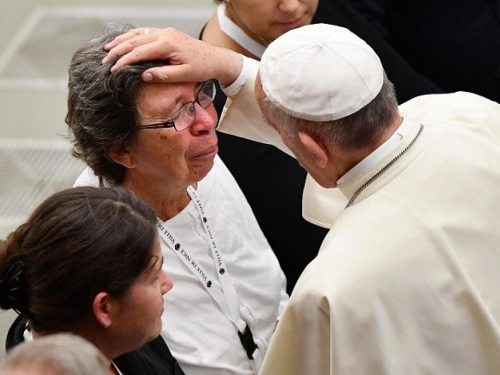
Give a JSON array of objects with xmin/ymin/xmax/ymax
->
[{"xmin": 260, "ymin": 24, "xmax": 384, "ymax": 121}]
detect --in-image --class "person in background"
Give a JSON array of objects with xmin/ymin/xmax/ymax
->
[
  {"xmin": 1, "ymin": 333, "xmax": 108, "ymax": 375},
  {"xmin": 67, "ymin": 23, "xmax": 288, "ymax": 375},
  {"xmin": 200, "ymin": 0, "xmax": 443, "ymax": 291},
  {"xmin": 203, "ymin": 0, "xmax": 441, "ymax": 102},
  {"xmin": 102, "ymin": 23, "xmax": 500, "ymax": 374},
  {"xmin": 349, "ymin": 0, "xmax": 500, "ymax": 103},
  {"xmin": 0, "ymin": 187, "xmax": 178, "ymax": 375}
]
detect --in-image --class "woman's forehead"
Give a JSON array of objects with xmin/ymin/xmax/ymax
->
[
  {"xmin": 139, "ymin": 240, "xmax": 162, "ymax": 278},
  {"xmin": 137, "ymin": 82, "xmax": 200, "ymax": 117}
]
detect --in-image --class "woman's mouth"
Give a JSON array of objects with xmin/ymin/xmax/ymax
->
[
  {"xmin": 278, "ymin": 16, "xmax": 304, "ymax": 29},
  {"xmin": 195, "ymin": 145, "xmax": 219, "ymax": 158}
]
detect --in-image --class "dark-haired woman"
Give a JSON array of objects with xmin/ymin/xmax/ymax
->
[{"xmin": 0, "ymin": 186, "xmax": 183, "ymax": 375}]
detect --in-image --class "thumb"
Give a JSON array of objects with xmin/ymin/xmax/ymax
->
[{"xmin": 142, "ymin": 65, "xmax": 206, "ymax": 83}]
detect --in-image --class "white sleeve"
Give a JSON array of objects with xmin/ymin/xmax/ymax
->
[
  {"xmin": 73, "ymin": 166, "xmax": 101, "ymax": 187},
  {"xmin": 218, "ymin": 58, "xmax": 294, "ymax": 157},
  {"xmin": 221, "ymin": 54, "xmax": 253, "ymax": 98}
]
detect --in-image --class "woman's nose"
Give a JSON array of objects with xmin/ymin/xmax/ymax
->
[
  {"xmin": 190, "ymin": 103, "xmax": 217, "ymax": 134},
  {"xmin": 279, "ymin": 0, "xmax": 300, "ymax": 13},
  {"xmin": 160, "ymin": 270, "xmax": 174, "ymax": 295}
]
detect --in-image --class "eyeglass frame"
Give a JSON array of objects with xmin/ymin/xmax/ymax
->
[{"xmin": 136, "ymin": 80, "xmax": 217, "ymax": 132}]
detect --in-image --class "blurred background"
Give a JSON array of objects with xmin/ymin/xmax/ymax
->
[{"xmin": 0, "ymin": 0, "xmax": 213, "ymax": 362}]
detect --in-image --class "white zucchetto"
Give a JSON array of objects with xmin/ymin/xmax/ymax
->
[{"xmin": 260, "ymin": 24, "xmax": 384, "ymax": 121}]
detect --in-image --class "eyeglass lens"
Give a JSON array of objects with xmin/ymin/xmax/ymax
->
[{"xmin": 174, "ymin": 81, "xmax": 215, "ymax": 131}]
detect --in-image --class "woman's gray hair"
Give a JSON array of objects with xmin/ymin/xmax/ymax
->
[
  {"xmin": 66, "ymin": 22, "xmax": 165, "ymax": 185},
  {"xmin": 1, "ymin": 333, "xmax": 108, "ymax": 375},
  {"xmin": 261, "ymin": 73, "xmax": 399, "ymax": 151}
]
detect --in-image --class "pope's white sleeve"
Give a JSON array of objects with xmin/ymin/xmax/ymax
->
[{"xmin": 218, "ymin": 58, "xmax": 294, "ymax": 157}]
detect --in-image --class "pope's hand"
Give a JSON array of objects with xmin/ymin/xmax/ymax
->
[{"xmin": 102, "ymin": 27, "xmax": 243, "ymax": 87}]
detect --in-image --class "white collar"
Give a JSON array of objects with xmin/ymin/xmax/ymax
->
[
  {"xmin": 217, "ymin": 3, "xmax": 266, "ymax": 58},
  {"xmin": 337, "ymin": 118, "xmax": 412, "ymax": 185}
]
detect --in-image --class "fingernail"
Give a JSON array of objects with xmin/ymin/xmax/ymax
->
[{"xmin": 143, "ymin": 72, "xmax": 153, "ymax": 82}]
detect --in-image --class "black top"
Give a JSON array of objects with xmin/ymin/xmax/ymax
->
[
  {"xmin": 349, "ymin": 0, "xmax": 500, "ymax": 102},
  {"xmin": 6, "ymin": 315, "xmax": 185, "ymax": 375},
  {"xmin": 312, "ymin": 0, "xmax": 444, "ymax": 103}
]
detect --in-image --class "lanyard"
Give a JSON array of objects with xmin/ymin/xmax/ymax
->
[
  {"xmin": 157, "ymin": 186, "xmax": 263, "ymax": 372},
  {"xmin": 157, "ymin": 186, "xmax": 243, "ymax": 329}
]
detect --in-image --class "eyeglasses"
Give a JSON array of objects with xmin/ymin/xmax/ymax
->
[{"xmin": 136, "ymin": 80, "xmax": 216, "ymax": 132}]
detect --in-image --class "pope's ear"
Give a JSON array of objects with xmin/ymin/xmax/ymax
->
[
  {"xmin": 93, "ymin": 292, "xmax": 113, "ymax": 328},
  {"xmin": 109, "ymin": 146, "xmax": 136, "ymax": 169},
  {"xmin": 298, "ymin": 131, "xmax": 329, "ymax": 169}
]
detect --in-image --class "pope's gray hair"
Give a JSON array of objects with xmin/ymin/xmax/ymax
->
[{"xmin": 260, "ymin": 73, "xmax": 399, "ymax": 151}]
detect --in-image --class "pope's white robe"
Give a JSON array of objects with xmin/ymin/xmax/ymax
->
[{"xmin": 219, "ymin": 59, "xmax": 500, "ymax": 374}]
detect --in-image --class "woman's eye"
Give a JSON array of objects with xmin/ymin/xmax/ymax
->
[{"xmin": 186, "ymin": 105, "xmax": 196, "ymax": 116}]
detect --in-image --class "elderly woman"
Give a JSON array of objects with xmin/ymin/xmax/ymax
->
[
  {"xmin": 67, "ymin": 23, "xmax": 288, "ymax": 375},
  {"xmin": 0, "ymin": 187, "xmax": 176, "ymax": 375}
]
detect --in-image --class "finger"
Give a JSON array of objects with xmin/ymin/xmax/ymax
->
[
  {"xmin": 105, "ymin": 35, "xmax": 156, "ymax": 66},
  {"xmin": 110, "ymin": 40, "xmax": 171, "ymax": 72},
  {"xmin": 104, "ymin": 28, "xmax": 143, "ymax": 52},
  {"xmin": 103, "ymin": 37, "xmax": 142, "ymax": 64},
  {"xmin": 103, "ymin": 28, "xmax": 160, "ymax": 63},
  {"xmin": 142, "ymin": 65, "xmax": 203, "ymax": 83}
]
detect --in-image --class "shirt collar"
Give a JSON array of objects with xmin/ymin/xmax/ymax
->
[
  {"xmin": 337, "ymin": 118, "xmax": 411, "ymax": 185},
  {"xmin": 217, "ymin": 3, "xmax": 266, "ymax": 58}
]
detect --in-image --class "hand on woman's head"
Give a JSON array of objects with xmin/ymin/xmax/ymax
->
[{"xmin": 103, "ymin": 27, "xmax": 243, "ymax": 87}]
